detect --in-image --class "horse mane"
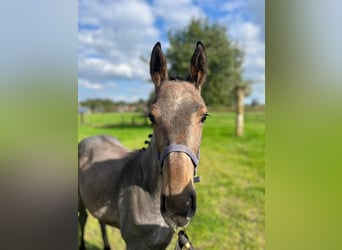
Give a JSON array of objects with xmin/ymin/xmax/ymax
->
[
  {"xmin": 169, "ymin": 74, "xmax": 188, "ymax": 81},
  {"xmin": 139, "ymin": 134, "xmax": 153, "ymax": 152}
]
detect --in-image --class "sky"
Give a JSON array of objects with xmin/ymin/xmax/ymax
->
[{"xmin": 78, "ymin": 0, "xmax": 265, "ymax": 105}]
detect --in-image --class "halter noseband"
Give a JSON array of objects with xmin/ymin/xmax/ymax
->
[{"xmin": 157, "ymin": 144, "xmax": 201, "ymax": 183}]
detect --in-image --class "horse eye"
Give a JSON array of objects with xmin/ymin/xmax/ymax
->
[
  {"xmin": 201, "ymin": 113, "xmax": 209, "ymax": 123},
  {"xmin": 148, "ymin": 113, "xmax": 156, "ymax": 124}
]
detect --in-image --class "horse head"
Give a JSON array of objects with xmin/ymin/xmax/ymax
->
[{"xmin": 149, "ymin": 41, "xmax": 208, "ymax": 229}]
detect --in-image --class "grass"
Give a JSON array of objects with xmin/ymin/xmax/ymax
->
[{"xmin": 78, "ymin": 111, "xmax": 265, "ymax": 249}]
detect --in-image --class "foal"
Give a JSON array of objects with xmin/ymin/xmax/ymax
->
[{"xmin": 79, "ymin": 41, "xmax": 208, "ymax": 249}]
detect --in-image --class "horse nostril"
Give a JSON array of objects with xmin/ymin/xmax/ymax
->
[{"xmin": 188, "ymin": 194, "xmax": 197, "ymax": 217}]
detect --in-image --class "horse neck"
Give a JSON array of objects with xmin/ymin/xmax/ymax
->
[{"xmin": 139, "ymin": 135, "xmax": 162, "ymax": 192}]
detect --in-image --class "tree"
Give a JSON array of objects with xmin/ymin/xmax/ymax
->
[
  {"xmin": 80, "ymin": 98, "xmax": 115, "ymax": 112},
  {"xmin": 167, "ymin": 18, "xmax": 245, "ymax": 106}
]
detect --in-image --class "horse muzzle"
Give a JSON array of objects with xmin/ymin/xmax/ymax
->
[{"xmin": 161, "ymin": 190, "xmax": 197, "ymax": 228}]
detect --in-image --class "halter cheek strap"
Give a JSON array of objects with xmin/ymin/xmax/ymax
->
[{"xmin": 157, "ymin": 144, "xmax": 201, "ymax": 183}]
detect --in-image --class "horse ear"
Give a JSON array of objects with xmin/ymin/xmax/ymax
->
[
  {"xmin": 150, "ymin": 42, "xmax": 168, "ymax": 90},
  {"xmin": 189, "ymin": 41, "xmax": 207, "ymax": 90}
]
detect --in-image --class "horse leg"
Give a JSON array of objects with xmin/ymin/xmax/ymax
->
[
  {"xmin": 99, "ymin": 221, "xmax": 111, "ymax": 250},
  {"xmin": 78, "ymin": 197, "xmax": 88, "ymax": 250}
]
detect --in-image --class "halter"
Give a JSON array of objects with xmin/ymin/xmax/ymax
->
[{"xmin": 157, "ymin": 144, "xmax": 201, "ymax": 183}]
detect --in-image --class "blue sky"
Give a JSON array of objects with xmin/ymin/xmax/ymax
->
[{"xmin": 78, "ymin": 0, "xmax": 265, "ymax": 104}]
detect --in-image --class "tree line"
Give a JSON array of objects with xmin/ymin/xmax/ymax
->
[{"xmin": 79, "ymin": 99, "xmax": 147, "ymax": 113}]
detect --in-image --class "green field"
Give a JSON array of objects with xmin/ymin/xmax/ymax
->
[{"xmin": 78, "ymin": 111, "xmax": 265, "ymax": 250}]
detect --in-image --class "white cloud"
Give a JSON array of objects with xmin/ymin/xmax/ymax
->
[
  {"xmin": 78, "ymin": 79, "xmax": 104, "ymax": 90},
  {"xmin": 228, "ymin": 20, "xmax": 262, "ymax": 53},
  {"xmin": 78, "ymin": 0, "xmax": 159, "ymax": 87},
  {"xmin": 152, "ymin": 0, "xmax": 205, "ymax": 29},
  {"xmin": 244, "ymin": 55, "xmax": 265, "ymax": 68},
  {"xmin": 244, "ymin": 70, "xmax": 265, "ymax": 84},
  {"xmin": 223, "ymin": 0, "xmax": 246, "ymax": 12},
  {"xmin": 222, "ymin": 0, "xmax": 264, "ymax": 40},
  {"xmin": 219, "ymin": 0, "xmax": 265, "ymax": 87},
  {"xmin": 246, "ymin": 0, "xmax": 265, "ymax": 40},
  {"xmin": 79, "ymin": 58, "xmax": 136, "ymax": 79},
  {"xmin": 228, "ymin": 20, "xmax": 265, "ymax": 84}
]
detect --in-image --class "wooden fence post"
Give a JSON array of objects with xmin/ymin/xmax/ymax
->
[{"xmin": 235, "ymin": 86, "xmax": 247, "ymax": 137}]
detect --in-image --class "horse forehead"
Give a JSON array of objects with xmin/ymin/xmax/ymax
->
[{"xmin": 157, "ymin": 81, "xmax": 202, "ymax": 110}]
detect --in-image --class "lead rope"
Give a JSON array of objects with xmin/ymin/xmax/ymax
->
[{"xmin": 174, "ymin": 230, "xmax": 194, "ymax": 250}]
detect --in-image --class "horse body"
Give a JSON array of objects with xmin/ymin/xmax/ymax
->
[
  {"xmin": 79, "ymin": 135, "xmax": 129, "ymax": 227},
  {"xmin": 79, "ymin": 41, "xmax": 207, "ymax": 249},
  {"xmin": 79, "ymin": 135, "xmax": 173, "ymax": 249}
]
